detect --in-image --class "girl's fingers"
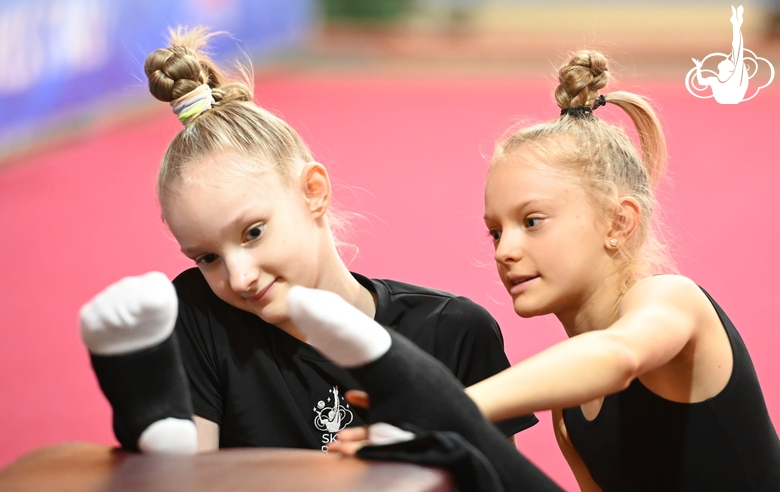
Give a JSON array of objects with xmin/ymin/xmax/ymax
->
[
  {"xmin": 330, "ymin": 425, "xmax": 370, "ymax": 455},
  {"xmin": 327, "ymin": 439, "xmax": 366, "ymax": 456},
  {"xmin": 338, "ymin": 426, "xmax": 370, "ymax": 442}
]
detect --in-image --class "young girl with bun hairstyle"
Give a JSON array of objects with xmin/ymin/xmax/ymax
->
[
  {"xmin": 78, "ymin": 27, "xmax": 535, "ymax": 456},
  {"xmin": 290, "ymin": 49, "xmax": 780, "ymax": 491}
]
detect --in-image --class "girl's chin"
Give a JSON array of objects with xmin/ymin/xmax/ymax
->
[
  {"xmin": 513, "ymin": 308, "xmax": 542, "ymax": 319},
  {"xmin": 250, "ymin": 303, "xmax": 288, "ymax": 326},
  {"xmin": 512, "ymin": 298, "xmax": 550, "ymax": 319},
  {"xmin": 227, "ymin": 296, "xmax": 288, "ymax": 326}
]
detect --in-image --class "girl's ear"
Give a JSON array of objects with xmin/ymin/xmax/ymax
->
[
  {"xmin": 299, "ymin": 162, "xmax": 331, "ymax": 219},
  {"xmin": 606, "ymin": 196, "xmax": 641, "ymax": 249}
]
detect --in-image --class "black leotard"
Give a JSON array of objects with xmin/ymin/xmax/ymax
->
[{"xmin": 563, "ymin": 288, "xmax": 780, "ymax": 491}]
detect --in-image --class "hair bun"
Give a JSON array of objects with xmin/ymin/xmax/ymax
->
[
  {"xmin": 144, "ymin": 47, "xmax": 207, "ymax": 103},
  {"xmin": 144, "ymin": 27, "xmax": 232, "ymax": 104},
  {"xmin": 555, "ymin": 50, "xmax": 610, "ymax": 110}
]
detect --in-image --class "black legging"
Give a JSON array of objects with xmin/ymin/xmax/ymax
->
[{"xmin": 348, "ymin": 329, "xmax": 563, "ymax": 492}]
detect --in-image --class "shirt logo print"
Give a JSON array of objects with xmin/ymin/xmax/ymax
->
[{"xmin": 314, "ymin": 386, "xmax": 354, "ymax": 451}]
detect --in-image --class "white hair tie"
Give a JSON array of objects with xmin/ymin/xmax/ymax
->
[{"xmin": 171, "ymin": 84, "xmax": 215, "ymax": 126}]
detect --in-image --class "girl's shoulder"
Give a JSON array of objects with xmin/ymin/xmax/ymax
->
[
  {"xmin": 620, "ymin": 274, "xmax": 711, "ymax": 316},
  {"xmin": 630, "ymin": 273, "xmax": 698, "ymax": 291}
]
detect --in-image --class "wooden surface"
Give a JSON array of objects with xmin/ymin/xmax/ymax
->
[{"xmin": 0, "ymin": 443, "xmax": 453, "ymax": 492}]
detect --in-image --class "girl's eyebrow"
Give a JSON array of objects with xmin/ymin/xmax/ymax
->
[
  {"xmin": 180, "ymin": 245, "xmax": 203, "ymax": 258},
  {"xmin": 180, "ymin": 207, "xmax": 262, "ymax": 257},
  {"xmin": 484, "ymin": 197, "xmax": 555, "ymax": 222},
  {"xmin": 219, "ymin": 208, "xmax": 256, "ymax": 235}
]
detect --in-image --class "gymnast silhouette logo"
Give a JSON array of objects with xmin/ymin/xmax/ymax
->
[
  {"xmin": 685, "ymin": 5, "xmax": 774, "ymax": 104},
  {"xmin": 313, "ymin": 386, "xmax": 354, "ymax": 433}
]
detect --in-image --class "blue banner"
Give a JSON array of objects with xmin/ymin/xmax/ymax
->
[{"xmin": 0, "ymin": 0, "xmax": 317, "ymax": 154}]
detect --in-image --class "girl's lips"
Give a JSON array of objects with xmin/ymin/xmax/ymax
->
[
  {"xmin": 248, "ymin": 279, "xmax": 277, "ymax": 303},
  {"xmin": 508, "ymin": 276, "xmax": 539, "ymax": 296}
]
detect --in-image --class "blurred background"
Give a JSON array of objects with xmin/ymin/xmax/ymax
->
[{"xmin": 1, "ymin": 0, "xmax": 779, "ymax": 489}]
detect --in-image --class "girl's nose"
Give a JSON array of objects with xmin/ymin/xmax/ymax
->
[
  {"xmin": 494, "ymin": 229, "xmax": 522, "ymax": 265},
  {"xmin": 226, "ymin": 251, "xmax": 260, "ymax": 294}
]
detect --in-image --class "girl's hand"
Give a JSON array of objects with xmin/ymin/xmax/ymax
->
[
  {"xmin": 328, "ymin": 390, "xmax": 370, "ymax": 455},
  {"xmin": 329, "ymin": 426, "xmax": 370, "ymax": 456},
  {"xmin": 330, "ymin": 390, "xmax": 416, "ymax": 455},
  {"xmin": 330, "ymin": 423, "xmax": 416, "ymax": 455}
]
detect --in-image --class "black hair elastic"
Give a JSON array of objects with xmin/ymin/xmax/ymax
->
[{"xmin": 560, "ymin": 94, "xmax": 608, "ymax": 119}]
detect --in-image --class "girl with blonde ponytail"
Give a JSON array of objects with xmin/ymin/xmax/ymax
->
[
  {"xmin": 466, "ymin": 49, "xmax": 780, "ymax": 490},
  {"xmin": 318, "ymin": 50, "xmax": 780, "ymax": 491}
]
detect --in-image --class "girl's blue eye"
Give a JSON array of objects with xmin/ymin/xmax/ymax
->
[
  {"xmin": 245, "ymin": 224, "xmax": 264, "ymax": 241},
  {"xmin": 198, "ymin": 253, "xmax": 218, "ymax": 265},
  {"xmin": 525, "ymin": 218, "xmax": 542, "ymax": 228}
]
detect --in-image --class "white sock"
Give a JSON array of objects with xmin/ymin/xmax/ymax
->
[
  {"xmin": 80, "ymin": 272, "xmax": 197, "ymax": 454},
  {"xmin": 286, "ymin": 286, "xmax": 391, "ymax": 368},
  {"xmin": 367, "ymin": 422, "xmax": 416, "ymax": 446},
  {"xmin": 80, "ymin": 271, "xmax": 178, "ymax": 356},
  {"xmin": 138, "ymin": 417, "xmax": 198, "ymax": 455}
]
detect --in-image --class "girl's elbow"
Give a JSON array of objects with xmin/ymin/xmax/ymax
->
[{"xmin": 605, "ymin": 338, "xmax": 641, "ymax": 391}]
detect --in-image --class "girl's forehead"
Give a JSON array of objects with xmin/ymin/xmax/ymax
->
[
  {"xmin": 184, "ymin": 153, "xmax": 279, "ymax": 186},
  {"xmin": 488, "ymin": 153, "xmax": 578, "ymax": 186},
  {"xmin": 484, "ymin": 153, "xmax": 589, "ymax": 211},
  {"xmin": 162, "ymin": 161, "xmax": 290, "ymax": 218}
]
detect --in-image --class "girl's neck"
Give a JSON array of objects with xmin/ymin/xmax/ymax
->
[
  {"xmin": 556, "ymin": 274, "xmax": 625, "ymax": 338},
  {"xmin": 279, "ymin": 239, "xmax": 377, "ymax": 340},
  {"xmin": 318, "ymin": 260, "xmax": 377, "ymax": 319}
]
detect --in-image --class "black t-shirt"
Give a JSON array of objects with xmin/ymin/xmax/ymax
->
[{"xmin": 173, "ymin": 268, "xmax": 537, "ymax": 451}]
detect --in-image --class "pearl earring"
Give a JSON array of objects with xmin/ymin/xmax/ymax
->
[{"xmin": 609, "ymin": 239, "xmax": 618, "ymax": 247}]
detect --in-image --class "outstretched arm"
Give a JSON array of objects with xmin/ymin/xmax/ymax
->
[{"xmin": 466, "ymin": 275, "xmax": 705, "ymax": 422}]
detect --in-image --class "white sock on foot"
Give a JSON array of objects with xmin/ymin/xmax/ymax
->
[
  {"xmin": 286, "ymin": 286, "xmax": 391, "ymax": 368},
  {"xmin": 138, "ymin": 417, "xmax": 198, "ymax": 454},
  {"xmin": 80, "ymin": 271, "xmax": 178, "ymax": 356},
  {"xmin": 80, "ymin": 272, "xmax": 197, "ymax": 454},
  {"xmin": 367, "ymin": 422, "xmax": 416, "ymax": 446}
]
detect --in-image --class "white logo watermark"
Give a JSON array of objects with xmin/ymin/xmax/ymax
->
[{"xmin": 685, "ymin": 5, "xmax": 774, "ymax": 104}]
